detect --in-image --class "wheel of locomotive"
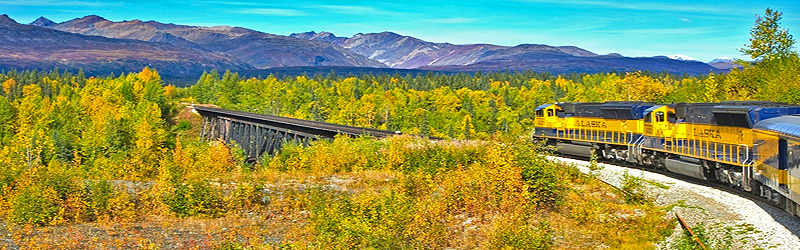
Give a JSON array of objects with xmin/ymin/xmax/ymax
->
[
  {"xmin": 750, "ymin": 178, "xmax": 763, "ymax": 196},
  {"xmin": 601, "ymin": 146, "xmax": 617, "ymax": 164},
  {"xmin": 655, "ymin": 153, "xmax": 668, "ymax": 172},
  {"xmin": 702, "ymin": 160, "xmax": 716, "ymax": 181},
  {"xmin": 712, "ymin": 162, "xmax": 739, "ymax": 188}
]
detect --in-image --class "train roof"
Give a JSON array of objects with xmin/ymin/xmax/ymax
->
[
  {"xmin": 718, "ymin": 101, "xmax": 790, "ymax": 106},
  {"xmin": 754, "ymin": 115, "xmax": 800, "ymax": 141},
  {"xmin": 535, "ymin": 104, "xmax": 555, "ymax": 111}
]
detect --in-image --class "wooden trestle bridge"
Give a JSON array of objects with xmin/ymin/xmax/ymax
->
[{"xmin": 194, "ymin": 106, "xmax": 401, "ymax": 163}]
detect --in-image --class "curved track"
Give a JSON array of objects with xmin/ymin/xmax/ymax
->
[
  {"xmin": 549, "ymin": 154, "xmax": 800, "ymax": 249},
  {"xmin": 559, "ymin": 152, "xmax": 777, "ymax": 211}
]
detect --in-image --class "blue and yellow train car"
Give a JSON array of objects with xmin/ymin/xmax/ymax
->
[
  {"xmin": 533, "ymin": 101, "xmax": 800, "ymax": 217},
  {"xmin": 753, "ymin": 115, "xmax": 800, "ymax": 215},
  {"xmin": 534, "ymin": 102, "xmax": 653, "ymax": 160}
]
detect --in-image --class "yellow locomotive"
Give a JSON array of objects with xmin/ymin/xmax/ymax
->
[{"xmin": 533, "ymin": 101, "xmax": 800, "ymax": 216}]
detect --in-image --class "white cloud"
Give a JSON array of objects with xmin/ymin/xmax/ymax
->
[
  {"xmin": 516, "ymin": 0, "xmax": 743, "ymax": 15},
  {"xmin": 314, "ymin": 5, "xmax": 399, "ymax": 16},
  {"xmin": 195, "ymin": 0, "xmax": 269, "ymax": 6},
  {"xmin": 427, "ymin": 18, "xmax": 477, "ymax": 24},
  {"xmin": 238, "ymin": 8, "xmax": 306, "ymax": 17},
  {"xmin": 600, "ymin": 27, "xmax": 715, "ymax": 36},
  {"xmin": 679, "ymin": 18, "xmax": 691, "ymax": 23},
  {"xmin": 0, "ymin": 0, "xmax": 109, "ymax": 6}
]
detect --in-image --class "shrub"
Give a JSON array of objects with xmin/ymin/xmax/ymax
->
[
  {"xmin": 85, "ymin": 180, "xmax": 115, "ymax": 219},
  {"xmin": 82, "ymin": 180, "xmax": 136, "ymax": 222},
  {"xmin": 621, "ymin": 172, "xmax": 651, "ymax": 205},
  {"xmin": 490, "ymin": 218, "xmax": 551, "ymax": 250},
  {"xmin": 227, "ymin": 181, "xmax": 264, "ymax": 211},
  {"xmin": 397, "ymin": 141, "xmax": 484, "ymax": 175},
  {"xmin": 106, "ymin": 190, "xmax": 137, "ymax": 222},
  {"xmin": 174, "ymin": 120, "xmax": 191, "ymax": 132},
  {"xmin": 519, "ymin": 152, "xmax": 565, "ymax": 208},
  {"xmin": 307, "ymin": 188, "xmax": 416, "ymax": 249},
  {"xmin": 9, "ymin": 184, "xmax": 60, "ymax": 225},
  {"xmin": 163, "ymin": 180, "xmax": 225, "ymax": 218},
  {"xmin": 268, "ymin": 136, "xmax": 388, "ymax": 173}
]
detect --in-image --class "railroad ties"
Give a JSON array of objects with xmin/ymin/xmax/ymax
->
[{"xmin": 193, "ymin": 105, "xmax": 401, "ymax": 163}]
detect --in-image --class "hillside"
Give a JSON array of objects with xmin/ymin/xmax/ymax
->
[
  {"xmin": 41, "ymin": 15, "xmax": 387, "ymax": 69},
  {"xmin": 0, "ymin": 15, "xmax": 251, "ymax": 77},
  {"xmin": 423, "ymin": 53, "xmax": 720, "ymax": 75},
  {"xmin": 707, "ymin": 57, "xmax": 742, "ymax": 70},
  {"xmin": 11, "ymin": 14, "xmax": 725, "ymax": 76},
  {"xmin": 292, "ymin": 31, "xmax": 721, "ymax": 74}
]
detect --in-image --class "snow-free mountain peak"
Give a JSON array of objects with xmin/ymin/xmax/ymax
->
[
  {"xmin": 43, "ymin": 15, "xmax": 387, "ymax": 69},
  {"xmin": 30, "ymin": 16, "xmax": 56, "ymax": 27},
  {"xmin": 3, "ymin": 14, "xmax": 724, "ymax": 75},
  {"xmin": 0, "ymin": 14, "xmax": 252, "ymax": 77}
]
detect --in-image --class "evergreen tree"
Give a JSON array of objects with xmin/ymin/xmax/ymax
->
[{"xmin": 419, "ymin": 114, "xmax": 429, "ymax": 137}]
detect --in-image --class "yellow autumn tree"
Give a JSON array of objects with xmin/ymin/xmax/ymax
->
[
  {"xmin": 621, "ymin": 72, "xmax": 672, "ymax": 102},
  {"xmin": 528, "ymin": 79, "xmax": 555, "ymax": 104},
  {"xmin": 462, "ymin": 114, "xmax": 476, "ymax": 140},
  {"xmin": 3, "ymin": 78, "xmax": 15, "ymax": 95},
  {"xmin": 554, "ymin": 76, "xmax": 587, "ymax": 102},
  {"xmin": 13, "ymin": 85, "xmax": 54, "ymax": 169}
]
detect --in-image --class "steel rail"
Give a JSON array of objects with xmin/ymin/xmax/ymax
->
[{"xmin": 676, "ymin": 213, "xmax": 708, "ymax": 250}]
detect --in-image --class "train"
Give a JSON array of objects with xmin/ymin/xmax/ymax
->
[{"xmin": 532, "ymin": 101, "xmax": 800, "ymax": 216}]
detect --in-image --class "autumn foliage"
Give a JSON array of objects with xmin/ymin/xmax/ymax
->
[
  {"xmin": 0, "ymin": 67, "xmax": 679, "ymax": 248},
  {"xmin": 13, "ymin": 63, "xmax": 800, "ymax": 248}
]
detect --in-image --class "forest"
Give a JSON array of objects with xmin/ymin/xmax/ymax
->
[
  {"xmin": 186, "ymin": 48, "xmax": 800, "ymax": 141},
  {"xmin": 0, "ymin": 7, "xmax": 797, "ymax": 249}
]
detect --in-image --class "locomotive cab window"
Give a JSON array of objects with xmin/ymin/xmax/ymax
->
[
  {"xmin": 656, "ymin": 111, "xmax": 665, "ymax": 122},
  {"xmin": 536, "ymin": 110, "xmax": 543, "ymax": 117},
  {"xmin": 668, "ymin": 112, "xmax": 677, "ymax": 123},
  {"xmin": 644, "ymin": 112, "xmax": 652, "ymax": 123},
  {"xmin": 547, "ymin": 109, "xmax": 554, "ymax": 117}
]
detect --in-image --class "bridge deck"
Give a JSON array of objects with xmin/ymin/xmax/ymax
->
[{"xmin": 193, "ymin": 105, "xmax": 401, "ymax": 139}]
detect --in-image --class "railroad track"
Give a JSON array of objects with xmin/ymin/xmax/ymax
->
[
  {"xmin": 549, "ymin": 153, "xmax": 800, "ymax": 248},
  {"xmin": 554, "ymin": 152, "xmax": 778, "ymax": 211}
]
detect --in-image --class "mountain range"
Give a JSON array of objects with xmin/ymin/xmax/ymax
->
[
  {"xmin": 0, "ymin": 14, "xmax": 251, "ymax": 77},
  {"xmin": 706, "ymin": 57, "xmax": 741, "ymax": 70},
  {"xmin": 290, "ymin": 31, "xmax": 727, "ymax": 74},
  {"xmin": 0, "ymin": 14, "xmax": 732, "ymax": 78}
]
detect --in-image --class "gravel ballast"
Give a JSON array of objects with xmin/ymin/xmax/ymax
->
[{"xmin": 548, "ymin": 155, "xmax": 800, "ymax": 250}]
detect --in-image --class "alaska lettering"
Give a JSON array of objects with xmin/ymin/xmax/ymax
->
[
  {"xmin": 693, "ymin": 128, "xmax": 722, "ymax": 139},
  {"xmin": 577, "ymin": 120, "xmax": 606, "ymax": 128}
]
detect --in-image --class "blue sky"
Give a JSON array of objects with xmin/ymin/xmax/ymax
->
[{"xmin": 2, "ymin": 0, "xmax": 798, "ymax": 62}]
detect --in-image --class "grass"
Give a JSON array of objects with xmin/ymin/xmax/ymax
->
[{"xmin": 673, "ymin": 222, "xmax": 734, "ymax": 250}]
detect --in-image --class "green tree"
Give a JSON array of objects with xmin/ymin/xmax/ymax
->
[{"xmin": 740, "ymin": 8, "xmax": 796, "ymax": 62}]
